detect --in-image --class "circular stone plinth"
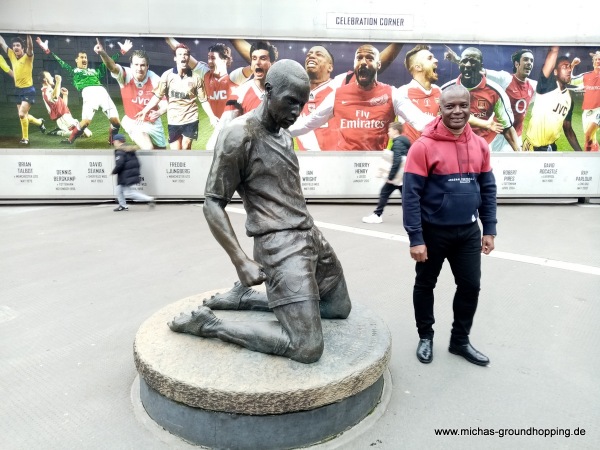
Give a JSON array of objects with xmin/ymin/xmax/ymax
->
[{"xmin": 134, "ymin": 289, "xmax": 391, "ymax": 448}]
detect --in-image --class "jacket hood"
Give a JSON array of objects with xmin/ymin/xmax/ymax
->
[
  {"xmin": 116, "ymin": 144, "xmax": 139, "ymax": 153},
  {"xmin": 421, "ymin": 115, "xmax": 473, "ymax": 143}
]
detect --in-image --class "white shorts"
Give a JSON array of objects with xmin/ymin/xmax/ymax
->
[
  {"xmin": 56, "ymin": 113, "xmax": 92, "ymax": 137},
  {"xmin": 582, "ymin": 107, "xmax": 600, "ymax": 132},
  {"xmin": 81, "ymin": 86, "xmax": 119, "ymax": 121},
  {"xmin": 490, "ymin": 133, "xmax": 522, "ymax": 152},
  {"xmin": 121, "ymin": 115, "xmax": 167, "ymax": 148},
  {"xmin": 56, "ymin": 113, "xmax": 79, "ymax": 133}
]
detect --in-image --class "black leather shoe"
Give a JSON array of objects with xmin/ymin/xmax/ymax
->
[
  {"xmin": 416, "ymin": 338, "xmax": 433, "ymax": 364},
  {"xmin": 448, "ymin": 342, "xmax": 489, "ymax": 366}
]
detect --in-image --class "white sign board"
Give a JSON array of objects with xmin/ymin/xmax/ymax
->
[{"xmin": 0, "ymin": 151, "xmax": 599, "ymax": 201}]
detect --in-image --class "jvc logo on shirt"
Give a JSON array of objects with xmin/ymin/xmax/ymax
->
[{"xmin": 210, "ymin": 90, "xmax": 227, "ymax": 100}]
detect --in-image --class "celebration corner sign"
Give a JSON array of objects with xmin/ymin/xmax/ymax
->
[{"xmin": 326, "ymin": 13, "xmax": 414, "ymax": 31}]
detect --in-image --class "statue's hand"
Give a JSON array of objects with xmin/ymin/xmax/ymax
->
[{"xmin": 236, "ymin": 259, "xmax": 267, "ymax": 287}]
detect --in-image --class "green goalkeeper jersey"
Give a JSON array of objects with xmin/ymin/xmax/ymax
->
[{"xmin": 52, "ymin": 52, "xmax": 119, "ymax": 91}]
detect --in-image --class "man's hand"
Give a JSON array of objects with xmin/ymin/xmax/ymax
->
[
  {"xmin": 118, "ymin": 39, "xmax": 132, "ymax": 55},
  {"xmin": 482, "ymin": 235, "xmax": 495, "ymax": 255},
  {"xmin": 410, "ymin": 244, "xmax": 428, "ymax": 263},
  {"xmin": 60, "ymin": 87, "xmax": 68, "ymax": 96},
  {"xmin": 94, "ymin": 38, "xmax": 104, "ymax": 55},
  {"xmin": 146, "ymin": 110, "xmax": 161, "ymax": 123},
  {"xmin": 236, "ymin": 259, "xmax": 267, "ymax": 287},
  {"xmin": 36, "ymin": 37, "xmax": 50, "ymax": 54},
  {"xmin": 484, "ymin": 113, "xmax": 503, "ymax": 134},
  {"xmin": 444, "ymin": 45, "xmax": 459, "ymax": 64}
]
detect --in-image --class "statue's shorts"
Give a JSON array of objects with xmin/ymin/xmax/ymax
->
[{"xmin": 253, "ymin": 226, "xmax": 344, "ymax": 309}]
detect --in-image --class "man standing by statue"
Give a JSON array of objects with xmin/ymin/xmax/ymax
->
[{"xmin": 168, "ymin": 60, "xmax": 352, "ymax": 364}]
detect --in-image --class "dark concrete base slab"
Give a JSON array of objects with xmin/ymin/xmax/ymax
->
[{"xmin": 139, "ymin": 375, "xmax": 385, "ymax": 449}]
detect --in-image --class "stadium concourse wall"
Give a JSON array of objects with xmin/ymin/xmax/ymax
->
[{"xmin": 1, "ymin": 0, "xmax": 599, "ymax": 202}]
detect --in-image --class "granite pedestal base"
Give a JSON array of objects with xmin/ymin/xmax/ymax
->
[{"xmin": 134, "ymin": 289, "xmax": 392, "ymax": 449}]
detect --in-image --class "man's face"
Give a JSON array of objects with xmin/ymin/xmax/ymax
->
[
  {"xmin": 458, "ymin": 49, "xmax": 483, "ymax": 88},
  {"xmin": 592, "ymin": 54, "xmax": 600, "ymax": 70},
  {"xmin": 251, "ymin": 49, "xmax": 272, "ymax": 81},
  {"xmin": 75, "ymin": 52, "xmax": 88, "ymax": 69},
  {"xmin": 43, "ymin": 72, "xmax": 54, "ymax": 86},
  {"xmin": 354, "ymin": 45, "xmax": 380, "ymax": 87},
  {"xmin": 387, "ymin": 126, "xmax": 400, "ymax": 140},
  {"xmin": 174, "ymin": 48, "xmax": 190, "ymax": 70},
  {"xmin": 305, "ymin": 46, "xmax": 333, "ymax": 80},
  {"xmin": 415, "ymin": 49, "xmax": 438, "ymax": 81},
  {"xmin": 440, "ymin": 89, "xmax": 471, "ymax": 130},
  {"xmin": 267, "ymin": 78, "xmax": 309, "ymax": 129},
  {"xmin": 515, "ymin": 52, "xmax": 534, "ymax": 80},
  {"xmin": 130, "ymin": 55, "xmax": 149, "ymax": 82},
  {"xmin": 207, "ymin": 51, "xmax": 226, "ymax": 73},
  {"xmin": 12, "ymin": 42, "xmax": 24, "ymax": 58},
  {"xmin": 555, "ymin": 60, "xmax": 572, "ymax": 84}
]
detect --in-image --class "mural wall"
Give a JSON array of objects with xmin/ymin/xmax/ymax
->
[{"xmin": 1, "ymin": 34, "xmax": 599, "ymax": 153}]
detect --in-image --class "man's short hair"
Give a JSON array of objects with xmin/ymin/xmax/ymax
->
[
  {"xmin": 388, "ymin": 122, "xmax": 404, "ymax": 133},
  {"xmin": 208, "ymin": 43, "xmax": 233, "ymax": 67},
  {"xmin": 130, "ymin": 49, "xmax": 149, "ymax": 65},
  {"xmin": 174, "ymin": 43, "xmax": 190, "ymax": 55},
  {"xmin": 404, "ymin": 44, "xmax": 431, "ymax": 72},
  {"xmin": 250, "ymin": 40, "xmax": 278, "ymax": 62},
  {"xmin": 555, "ymin": 56, "xmax": 570, "ymax": 69},
  {"xmin": 11, "ymin": 37, "xmax": 24, "ymax": 47},
  {"xmin": 316, "ymin": 46, "xmax": 335, "ymax": 66},
  {"xmin": 442, "ymin": 83, "xmax": 470, "ymax": 99},
  {"xmin": 511, "ymin": 49, "xmax": 534, "ymax": 74},
  {"xmin": 38, "ymin": 71, "xmax": 49, "ymax": 82},
  {"xmin": 462, "ymin": 47, "xmax": 483, "ymax": 64}
]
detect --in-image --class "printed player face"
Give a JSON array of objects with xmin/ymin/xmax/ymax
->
[
  {"xmin": 251, "ymin": 49, "xmax": 272, "ymax": 81},
  {"xmin": 354, "ymin": 45, "xmax": 380, "ymax": 87},
  {"xmin": 515, "ymin": 52, "xmax": 534, "ymax": 79},
  {"xmin": 592, "ymin": 54, "xmax": 600, "ymax": 70},
  {"xmin": 555, "ymin": 61, "xmax": 573, "ymax": 84},
  {"xmin": 458, "ymin": 49, "xmax": 483, "ymax": 87},
  {"xmin": 415, "ymin": 49, "xmax": 439, "ymax": 82},
  {"xmin": 440, "ymin": 89, "xmax": 471, "ymax": 130},
  {"xmin": 130, "ymin": 55, "xmax": 149, "ymax": 82},
  {"xmin": 207, "ymin": 51, "xmax": 227, "ymax": 73},
  {"xmin": 43, "ymin": 72, "xmax": 54, "ymax": 86},
  {"xmin": 12, "ymin": 42, "xmax": 24, "ymax": 58},
  {"xmin": 305, "ymin": 46, "xmax": 333, "ymax": 80},
  {"xmin": 174, "ymin": 48, "xmax": 190, "ymax": 70},
  {"xmin": 76, "ymin": 52, "xmax": 88, "ymax": 69}
]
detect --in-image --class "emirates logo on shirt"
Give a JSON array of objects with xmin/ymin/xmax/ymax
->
[{"xmin": 369, "ymin": 94, "xmax": 389, "ymax": 106}]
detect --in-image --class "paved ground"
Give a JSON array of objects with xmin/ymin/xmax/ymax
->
[{"xmin": 1, "ymin": 200, "xmax": 599, "ymax": 450}]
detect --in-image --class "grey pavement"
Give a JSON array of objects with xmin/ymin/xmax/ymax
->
[{"xmin": 1, "ymin": 200, "xmax": 599, "ymax": 450}]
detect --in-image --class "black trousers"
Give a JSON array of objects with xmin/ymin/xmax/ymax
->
[
  {"xmin": 374, "ymin": 182, "xmax": 402, "ymax": 216},
  {"xmin": 413, "ymin": 221, "xmax": 481, "ymax": 344}
]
